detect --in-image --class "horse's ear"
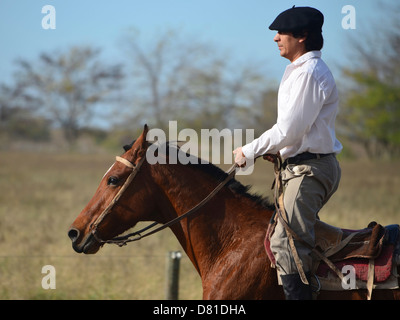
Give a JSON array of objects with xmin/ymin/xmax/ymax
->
[
  {"xmin": 143, "ymin": 124, "xmax": 149, "ymax": 140},
  {"xmin": 137, "ymin": 124, "xmax": 149, "ymax": 154},
  {"xmin": 127, "ymin": 124, "xmax": 149, "ymax": 159},
  {"xmin": 139, "ymin": 124, "xmax": 149, "ymax": 145}
]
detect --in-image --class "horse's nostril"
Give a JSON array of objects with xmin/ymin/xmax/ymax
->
[{"xmin": 68, "ymin": 228, "xmax": 80, "ymax": 243}]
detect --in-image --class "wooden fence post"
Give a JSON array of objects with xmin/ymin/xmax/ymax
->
[{"xmin": 165, "ymin": 251, "xmax": 182, "ymax": 300}]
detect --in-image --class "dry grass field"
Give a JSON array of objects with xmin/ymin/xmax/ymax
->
[{"xmin": 0, "ymin": 151, "xmax": 399, "ymax": 299}]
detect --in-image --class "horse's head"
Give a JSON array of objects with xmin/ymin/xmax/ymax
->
[{"xmin": 68, "ymin": 125, "xmax": 157, "ymax": 254}]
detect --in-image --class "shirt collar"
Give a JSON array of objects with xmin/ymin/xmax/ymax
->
[{"xmin": 292, "ymin": 50, "xmax": 321, "ymax": 67}]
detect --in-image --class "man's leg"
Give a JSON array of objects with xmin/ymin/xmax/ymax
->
[{"xmin": 270, "ymin": 155, "xmax": 341, "ymax": 299}]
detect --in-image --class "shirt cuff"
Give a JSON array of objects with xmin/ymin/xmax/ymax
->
[{"xmin": 241, "ymin": 143, "xmax": 256, "ymax": 160}]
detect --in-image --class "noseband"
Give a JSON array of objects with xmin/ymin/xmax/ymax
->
[{"xmin": 90, "ymin": 151, "xmax": 237, "ymax": 247}]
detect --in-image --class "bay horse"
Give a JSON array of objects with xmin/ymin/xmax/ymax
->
[{"xmin": 68, "ymin": 126, "xmax": 400, "ymax": 300}]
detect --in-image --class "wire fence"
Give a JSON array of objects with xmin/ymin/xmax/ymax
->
[{"xmin": 0, "ymin": 250, "xmax": 201, "ymax": 300}]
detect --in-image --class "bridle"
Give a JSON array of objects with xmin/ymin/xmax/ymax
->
[
  {"xmin": 90, "ymin": 149, "xmax": 237, "ymax": 247},
  {"xmin": 90, "ymin": 149, "xmax": 343, "ymax": 292},
  {"xmin": 90, "ymin": 154, "xmax": 146, "ymax": 245}
]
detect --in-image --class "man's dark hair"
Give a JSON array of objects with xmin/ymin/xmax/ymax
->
[{"xmin": 292, "ymin": 29, "xmax": 324, "ymax": 51}]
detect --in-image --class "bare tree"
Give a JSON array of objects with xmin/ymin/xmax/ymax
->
[
  {"xmin": 12, "ymin": 46, "xmax": 124, "ymax": 145},
  {"xmin": 121, "ymin": 28, "xmax": 268, "ymax": 130},
  {"xmin": 0, "ymin": 83, "xmax": 49, "ymax": 142}
]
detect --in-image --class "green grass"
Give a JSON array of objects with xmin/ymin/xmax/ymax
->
[{"xmin": 0, "ymin": 151, "xmax": 399, "ymax": 299}]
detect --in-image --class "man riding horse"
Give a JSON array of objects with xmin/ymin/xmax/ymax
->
[{"xmin": 234, "ymin": 6, "xmax": 342, "ymax": 300}]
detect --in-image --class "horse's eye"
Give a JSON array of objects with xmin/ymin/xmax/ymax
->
[{"xmin": 107, "ymin": 176, "xmax": 119, "ymax": 186}]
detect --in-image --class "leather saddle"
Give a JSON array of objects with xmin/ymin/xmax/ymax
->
[
  {"xmin": 314, "ymin": 220, "xmax": 387, "ymax": 262},
  {"xmin": 264, "ymin": 219, "xmax": 400, "ymax": 292}
]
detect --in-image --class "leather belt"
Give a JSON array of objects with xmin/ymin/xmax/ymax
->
[{"xmin": 283, "ymin": 152, "xmax": 333, "ymax": 169}]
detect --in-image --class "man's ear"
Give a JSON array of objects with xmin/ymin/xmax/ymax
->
[{"xmin": 298, "ymin": 31, "xmax": 308, "ymax": 43}]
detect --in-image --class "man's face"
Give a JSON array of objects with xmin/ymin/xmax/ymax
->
[{"xmin": 273, "ymin": 31, "xmax": 306, "ymax": 62}]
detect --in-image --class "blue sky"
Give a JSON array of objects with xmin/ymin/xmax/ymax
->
[{"xmin": 0, "ymin": 0, "xmax": 392, "ymax": 85}]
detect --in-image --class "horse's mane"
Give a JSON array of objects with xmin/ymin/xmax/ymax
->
[
  {"xmin": 188, "ymin": 160, "xmax": 274, "ymax": 211},
  {"xmin": 123, "ymin": 141, "xmax": 274, "ymax": 211}
]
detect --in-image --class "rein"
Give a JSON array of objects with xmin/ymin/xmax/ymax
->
[{"xmin": 90, "ymin": 153, "xmax": 237, "ymax": 247}]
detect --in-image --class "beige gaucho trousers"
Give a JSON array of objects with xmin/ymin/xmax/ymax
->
[{"xmin": 270, "ymin": 154, "xmax": 341, "ymax": 276}]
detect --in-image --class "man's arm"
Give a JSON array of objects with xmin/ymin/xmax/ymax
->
[{"xmin": 239, "ymin": 72, "xmax": 324, "ymax": 160}]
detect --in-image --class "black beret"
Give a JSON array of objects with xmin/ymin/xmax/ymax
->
[{"xmin": 269, "ymin": 6, "xmax": 324, "ymax": 32}]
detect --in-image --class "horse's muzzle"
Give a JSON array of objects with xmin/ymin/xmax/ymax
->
[
  {"xmin": 68, "ymin": 227, "xmax": 100, "ymax": 254},
  {"xmin": 68, "ymin": 228, "xmax": 79, "ymax": 244}
]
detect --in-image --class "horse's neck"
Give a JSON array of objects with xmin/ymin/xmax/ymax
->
[{"xmin": 151, "ymin": 162, "xmax": 272, "ymax": 276}]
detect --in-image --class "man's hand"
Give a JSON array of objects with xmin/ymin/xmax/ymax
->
[
  {"xmin": 233, "ymin": 147, "xmax": 247, "ymax": 167},
  {"xmin": 263, "ymin": 152, "xmax": 280, "ymax": 163},
  {"xmin": 263, "ymin": 154, "xmax": 276, "ymax": 163}
]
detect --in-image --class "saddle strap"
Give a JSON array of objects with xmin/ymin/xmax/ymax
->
[
  {"xmin": 367, "ymin": 259, "xmax": 375, "ymax": 300},
  {"xmin": 323, "ymin": 232, "xmax": 358, "ymax": 258},
  {"xmin": 276, "ymin": 211, "xmax": 345, "ymax": 282}
]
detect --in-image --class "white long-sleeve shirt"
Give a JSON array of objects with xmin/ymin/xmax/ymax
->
[{"xmin": 242, "ymin": 50, "xmax": 343, "ymax": 160}]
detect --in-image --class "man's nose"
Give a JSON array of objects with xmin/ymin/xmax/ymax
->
[{"xmin": 273, "ymin": 32, "xmax": 280, "ymax": 42}]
